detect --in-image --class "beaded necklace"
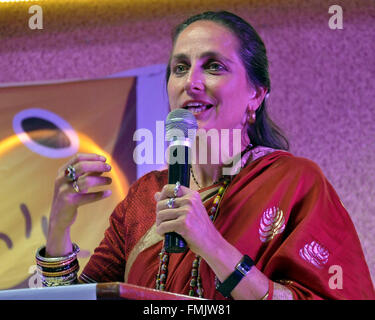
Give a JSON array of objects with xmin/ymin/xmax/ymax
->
[
  {"xmin": 155, "ymin": 179, "xmax": 229, "ymax": 298},
  {"xmin": 155, "ymin": 144, "xmax": 255, "ymax": 298}
]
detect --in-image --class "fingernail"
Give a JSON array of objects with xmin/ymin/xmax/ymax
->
[
  {"xmin": 106, "ymin": 164, "xmax": 111, "ymax": 170},
  {"xmin": 104, "ymin": 190, "xmax": 112, "ymax": 197},
  {"xmin": 100, "ymin": 155, "xmax": 106, "ymax": 161}
]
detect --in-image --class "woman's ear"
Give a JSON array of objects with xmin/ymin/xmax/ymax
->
[{"xmin": 249, "ymin": 86, "xmax": 268, "ymax": 111}]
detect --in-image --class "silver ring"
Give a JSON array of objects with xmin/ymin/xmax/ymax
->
[
  {"xmin": 65, "ymin": 165, "xmax": 77, "ymax": 182},
  {"xmin": 166, "ymin": 197, "xmax": 175, "ymax": 209},
  {"xmin": 72, "ymin": 180, "xmax": 80, "ymax": 193},
  {"xmin": 173, "ymin": 181, "xmax": 181, "ymax": 197}
]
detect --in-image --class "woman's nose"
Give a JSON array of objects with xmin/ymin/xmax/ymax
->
[{"xmin": 184, "ymin": 70, "xmax": 205, "ymax": 95}]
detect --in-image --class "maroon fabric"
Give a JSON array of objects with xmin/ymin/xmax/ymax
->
[{"xmin": 80, "ymin": 151, "xmax": 375, "ymax": 299}]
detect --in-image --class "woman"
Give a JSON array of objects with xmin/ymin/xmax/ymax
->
[{"xmin": 37, "ymin": 11, "xmax": 374, "ymax": 299}]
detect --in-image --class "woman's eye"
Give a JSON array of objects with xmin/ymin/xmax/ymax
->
[
  {"xmin": 173, "ymin": 64, "xmax": 189, "ymax": 74},
  {"xmin": 207, "ymin": 62, "xmax": 226, "ymax": 72}
]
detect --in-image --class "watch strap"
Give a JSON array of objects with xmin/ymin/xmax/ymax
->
[{"xmin": 216, "ymin": 254, "xmax": 254, "ymax": 298}]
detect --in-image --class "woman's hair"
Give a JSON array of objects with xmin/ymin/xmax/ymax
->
[{"xmin": 166, "ymin": 11, "xmax": 289, "ymax": 151}]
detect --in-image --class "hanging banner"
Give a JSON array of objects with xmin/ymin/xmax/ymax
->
[{"xmin": 0, "ymin": 77, "xmax": 138, "ymax": 289}]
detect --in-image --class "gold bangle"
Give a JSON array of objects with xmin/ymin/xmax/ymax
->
[
  {"xmin": 36, "ymin": 256, "xmax": 77, "ymax": 268},
  {"xmin": 260, "ymin": 291, "xmax": 269, "ymax": 300},
  {"xmin": 260, "ymin": 279, "xmax": 274, "ymax": 300}
]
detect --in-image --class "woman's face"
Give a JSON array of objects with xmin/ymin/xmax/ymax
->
[{"xmin": 167, "ymin": 20, "xmax": 256, "ymax": 133}]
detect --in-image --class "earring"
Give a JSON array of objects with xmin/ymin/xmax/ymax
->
[{"xmin": 247, "ymin": 109, "xmax": 256, "ymax": 125}]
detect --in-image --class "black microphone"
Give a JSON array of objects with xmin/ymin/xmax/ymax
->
[{"xmin": 164, "ymin": 109, "xmax": 197, "ymax": 253}]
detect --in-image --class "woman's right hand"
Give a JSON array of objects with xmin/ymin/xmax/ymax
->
[{"xmin": 46, "ymin": 153, "xmax": 112, "ymax": 257}]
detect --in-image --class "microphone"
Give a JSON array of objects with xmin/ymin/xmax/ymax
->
[{"xmin": 164, "ymin": 109, "xmax": 198, "ymax": 253}]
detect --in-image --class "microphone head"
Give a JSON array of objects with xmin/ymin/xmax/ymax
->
[{"xmin": 165, "ymin": 109, "xmax": 198, "ymax": 142}]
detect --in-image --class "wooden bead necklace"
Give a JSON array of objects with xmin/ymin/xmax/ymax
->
[
  {"xmin": 155, "ymin": 144, "xmax": 255, "ymax": 297},
  {"xmin": 155, "ymin": 179, "xmax": 229, "ymax": 298}
]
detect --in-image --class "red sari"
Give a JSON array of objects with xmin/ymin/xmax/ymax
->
[{"xmin": 79, "ymin": 150, "xmax": 375, "ymax": 299}]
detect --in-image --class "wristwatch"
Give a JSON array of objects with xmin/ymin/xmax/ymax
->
[{"xmin": 216, "ymin": 254, "xmax": 254, "ymax": 298}]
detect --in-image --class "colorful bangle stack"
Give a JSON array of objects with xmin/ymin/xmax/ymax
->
[{"xmin": 35, "ymin": 244, "xmax": 80, "ymax": 287}]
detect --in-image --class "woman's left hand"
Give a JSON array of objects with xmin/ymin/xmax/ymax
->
[{"xmin": 154, "ymin": 184, "xmax": 220, "ymax": 256}]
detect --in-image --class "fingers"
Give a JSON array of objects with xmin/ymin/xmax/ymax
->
[
  {"xmin": 75, "ymin": 189, "xmax": 112, "ymax": 206},
  {"xmin": 157, "ymin": 183, "xmax": 190, "ymax": 201},
  {"xmin": 155, "ymin": 184, "xmax": 201, "ymax": 218},
  {"xmin": 56, "ymin": 153, "xmax": 111, "ymax": 186},
  {"xmin": 155, "ymin": 206, "xmax": 187, "ymax": 227},
  {"xmin": 58, "ymin": 153, "xmax": 106, "ymax": 176},
  {"xmin": 58, "ymin": 160, "xmax": 111, "ymax": 182},
  {"xmin": 72, "ymin": 161, "xmax": 111, "ymax": 179},
  {"xmin": 54, "ymin": 152, "xmax": 113, "ymax": 207},
  {"xmin": 61, "ymin": 187, "xmax": 112, "ymax": 207},
  {"xmin": 156, "ymin": 196, "xmax": 192, "ymax": 211},
  {"xmin": 156, "ymin": 216, "xmax": 187, "ymax": 238},
  {"xmin": 155, "ymin": 184, "xmax": 215, "ymax": 254},
  {"xmin": 49, "ymin": 154, "xmax": 113, "ymax": 233},
  {"xmin": 155, "ymin": 185, "xmax": 202, "ymax": 234},
  {"xmin": 74, "ymin": 175, "xmax": 112, "ymax": 193},
  {"xmin": 154, "ymin": 192, "xmax": 161, "ymax": 202}
]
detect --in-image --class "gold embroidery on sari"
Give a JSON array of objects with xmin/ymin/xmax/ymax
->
[
  {"xmin": 299, "ymin": 240, "xmax": 329, "ymax": 269},
  {"xmin": 124, "ymin": 223, "xmax": 163, "ymax": 282},
  {"xmin": 259, "ymin": 206, "xmax": 286, "ymax": 243}
]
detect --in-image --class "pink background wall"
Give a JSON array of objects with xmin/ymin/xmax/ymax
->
[{"xmin": 1, "ymin": 0, "xmax": 374, "ymax": 285}]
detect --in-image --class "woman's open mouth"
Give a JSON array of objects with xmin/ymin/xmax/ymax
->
[{"xmin": 182, "ymin": 102, "xmax": 214, "ymax": 116}]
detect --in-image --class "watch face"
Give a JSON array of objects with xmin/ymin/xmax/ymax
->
[
  {"xmin": 237, "ymin": 264, "xmax": 250, "ymax": 276},
  {"xmin": 236, "ymin": 255, "xmax": 253, "ymax": 275}
]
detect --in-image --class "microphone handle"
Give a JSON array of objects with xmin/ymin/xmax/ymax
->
[{"xmin": 164, "ymin": 145, "xmax": 190, "ymax": 253}]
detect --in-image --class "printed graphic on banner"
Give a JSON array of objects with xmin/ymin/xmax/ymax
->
[{"xmin": 0, "ymin": 77, "xmax": 137, "ymax": 289}]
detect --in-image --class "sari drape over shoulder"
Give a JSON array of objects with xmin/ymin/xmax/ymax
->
[{"xmin": 80, "ymin": 151, "xmax": 375, "ymax": 299}]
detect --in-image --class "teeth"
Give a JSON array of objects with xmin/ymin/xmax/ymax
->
[
  {"xmin": 187, "ymin": 102, "xmax": 204, "ymax": 107},
  {"xmin": 190, "ymin": 105, "xmax": 208, "ymax": 113},
  {"xmin": 184, "ymin": 103, "xmax": 213, "ymax": 114},
  {"xmin": 192, "ymin": 107, "xmax": 204, "ymax": 113}
]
